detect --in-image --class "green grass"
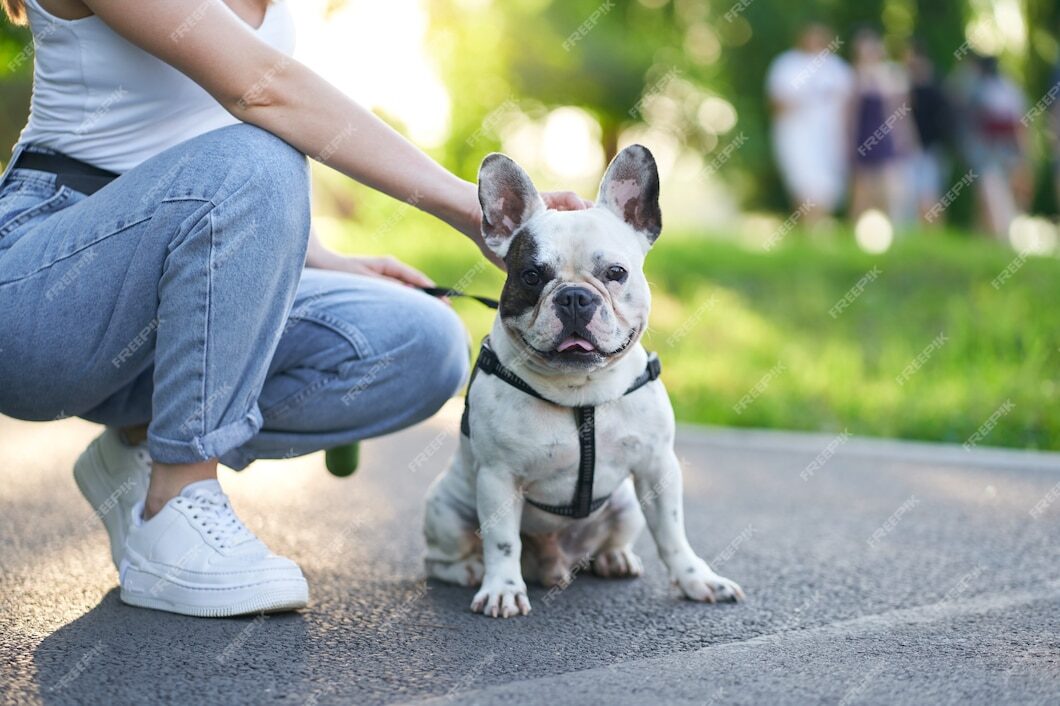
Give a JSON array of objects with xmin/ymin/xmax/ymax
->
[{"xmin": 321, "ymin": 201, "xmax": 1060, "ymax": 451}]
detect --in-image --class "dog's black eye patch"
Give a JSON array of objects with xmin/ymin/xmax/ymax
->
[{"xmin": 500, "ymin": 230, "xmax": 555, "ymax": 318}]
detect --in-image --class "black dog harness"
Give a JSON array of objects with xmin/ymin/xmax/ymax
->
[{"xmin": 461, "ymin": 338, "xmax": 662, "ymax": 519}]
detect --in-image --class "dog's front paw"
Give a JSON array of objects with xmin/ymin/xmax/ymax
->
[
  {"xmin": 675, "ymin": 560, "xmax": 745, "ymax": 603},
  {"xmin": 470, "ymin": 575, "xmax": 531, "ymax": 618}
]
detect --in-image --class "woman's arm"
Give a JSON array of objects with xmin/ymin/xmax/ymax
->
[{"xmin": 81, "ymin": 0, "xmax": 586, "ymax": 264}]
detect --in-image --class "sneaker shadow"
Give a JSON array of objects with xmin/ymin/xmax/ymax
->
[{"xmin": 32, "ymin": 588, "xmax": 310, "ymax": 705}]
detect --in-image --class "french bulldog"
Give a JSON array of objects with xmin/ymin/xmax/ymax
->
[{"xmin": 423, "ymin": 145, "xmax": 744, "ymax": 618}]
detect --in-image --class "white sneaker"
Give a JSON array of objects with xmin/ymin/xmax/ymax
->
[
  {"xmin": 73, "ymin": 428, "xmax": 152, "ymax": 569},
  {"xmin": 119, "ymin": 479, "xmax": 309, "ymax": 617}
]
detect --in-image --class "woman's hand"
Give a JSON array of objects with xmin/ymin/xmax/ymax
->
[
  {"xmin": 542, "ymin": 191, "xmax": 594, "ymax": 211},
  {"xmin": 320, "ymin": 255, "xmax": 435, "ymax": 289},
  {"xmin": 306, "ymin": 228, "xmax": 434, "ymax": 289},
  {"xmin": 459, "ymin": 186, "xmax": 594, "ymax": 269}
]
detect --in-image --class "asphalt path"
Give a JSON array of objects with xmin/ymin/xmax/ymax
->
[{"xmin": 1, "ymin": 404, "xmax": 1057, "ymax": 705}]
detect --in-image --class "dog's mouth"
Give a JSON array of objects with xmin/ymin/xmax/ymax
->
[
  {"xmin": 519, "ymin": 327, "xmax": 639, "ymax": 363},
  {"xmin": 556, "ymin": 333, "xmax": 596, "ymax": 354}
]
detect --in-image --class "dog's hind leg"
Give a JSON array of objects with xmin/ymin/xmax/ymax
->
[
  {"xmin": 423, "ymin": 458, "xmax": 485, "ymax": 587},
  {"xmin": 590, "ymin": 478, "xmax": 646, "ymax": 578}
]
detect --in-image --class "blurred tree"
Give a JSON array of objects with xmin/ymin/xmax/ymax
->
[
  {"xmin": 427, "ymin": 0, "xmax": 1058, "ymax": 218},
  {"xmin": 0, "ymin": 20, "xmax": 32, "ymax": 164},
  {"xmin": 2, "ymin": 0, "xmax": 1057, "ymax": 216}
]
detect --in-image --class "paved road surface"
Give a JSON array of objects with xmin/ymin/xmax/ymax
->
[{"xmin": 1, "ymin": 404, "xmax": 1058, "ymax": 705}]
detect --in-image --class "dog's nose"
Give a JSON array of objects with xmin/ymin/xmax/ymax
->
[{"xmin": 555, "ymin": 286, "xmax": 598, "ymax": 322}]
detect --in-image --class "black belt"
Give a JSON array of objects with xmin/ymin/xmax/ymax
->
[
  {"xmin": 461, "ymin": 337, "xmax": 662, "ymax": 519},
  {"xmin": 12, "ymin": 150, "xmax": 119, "ymax": 196}
]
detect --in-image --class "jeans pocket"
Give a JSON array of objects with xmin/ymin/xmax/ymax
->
[{"xmin": 0, "ymin": 186, "xmax": 77, "ymax": 240}]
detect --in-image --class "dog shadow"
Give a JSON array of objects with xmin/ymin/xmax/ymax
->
[{"xmin": 32, "ymin": 588, "xmax": 311, "ymax": 705}]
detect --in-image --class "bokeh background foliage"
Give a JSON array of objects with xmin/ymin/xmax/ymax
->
[{"xmin": 1, "ymin": 0, "xmax": 1058, "ymax": 450}]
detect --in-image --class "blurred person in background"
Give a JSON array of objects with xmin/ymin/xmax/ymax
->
[
  {"xmin": 766, "ymin": 23, "xmax": 853, "ymax": 228},
  {"xmin": 966, "ymin": 55, "xmax": 1032, "ymax": 240},
  {"xmin": 905, "ymin": 41, "xmax": 952, "ymax": 224},
  {"xmin": 847, "ymin": 28, "xmax": 916, "ymax": 227}
]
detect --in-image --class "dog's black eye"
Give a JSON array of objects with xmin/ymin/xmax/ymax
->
[
  {"xmin": 521, "ymin": 268, "xmax": 542, "ymax": 286},
  {"xmin": 606, "ymin": 265, "xmax": 628, "ymax": 283}
]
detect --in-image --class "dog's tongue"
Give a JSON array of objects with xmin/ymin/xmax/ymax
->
[{"xmin": 558, "ymin": 335, "xmax": 595, "ymax": 353}]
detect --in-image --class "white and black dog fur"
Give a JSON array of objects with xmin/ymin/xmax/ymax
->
[{"xmin": 423, "ymin": 145, "xmax": 744, "ymax": 618}]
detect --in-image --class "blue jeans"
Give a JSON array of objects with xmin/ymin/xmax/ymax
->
[{"xmin": 0, "ymin": 125, "xmax": 469, "ymax": 469}]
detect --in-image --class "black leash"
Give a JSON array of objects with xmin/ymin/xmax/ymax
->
[
  {"xmin": 461, "ymin": 338, "xmax": 662, "ymax": 519},
  {"xmin": 419, "ymin": 286, "xmax": 499, "ymax": 309}
]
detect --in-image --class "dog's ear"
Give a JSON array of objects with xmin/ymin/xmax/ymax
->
[
  {"xmin": 596, "ymin": 144, "xmax": 662, "ymax": 246},
  {"xmin": 478, "ymin": 153, "xmax": 545, "ymax": 259}
]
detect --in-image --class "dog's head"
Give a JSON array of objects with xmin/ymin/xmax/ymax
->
[{"xmin": 478, "ymin": 145, "xmax": 661, "ymax": 372}]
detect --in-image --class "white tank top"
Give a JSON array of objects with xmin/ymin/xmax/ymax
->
[{"xmin": 16, "ymin": 0, "xmax": 296, "ymax": 173}]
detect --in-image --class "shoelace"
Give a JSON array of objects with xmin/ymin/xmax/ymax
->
[{"xmin": 181, "ymin": 489, "xmax": 256, "ymax": 550}]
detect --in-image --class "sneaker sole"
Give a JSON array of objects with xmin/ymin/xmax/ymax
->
[
  {"xmin": 119, "ymin": 562, "xmax": 309, "ymax": 618},
  {"xmin": 73, "ymin": 441, "xmax": 128, "ymax": 569}
]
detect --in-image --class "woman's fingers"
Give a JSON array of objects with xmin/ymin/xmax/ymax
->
[
  {"xmin": 542, "ymin": 191, "xmax": 593, "ymax": 211},
  {"xmin": 371, "ymin": 256, "xmax": 435, "ymax": 289}
]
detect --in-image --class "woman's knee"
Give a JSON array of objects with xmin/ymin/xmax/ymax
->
[
  {"xmin": 349, "ymin": 292, "xmax": 468, "ymax": 424},
  {"xmin": 184, "ymin": 125, "xmax": 310, "ymax": 240}
]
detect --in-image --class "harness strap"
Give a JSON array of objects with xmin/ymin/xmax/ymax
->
[{"xmin": 462, "ymin": 338, "xmax": 661, "ymax": 520}]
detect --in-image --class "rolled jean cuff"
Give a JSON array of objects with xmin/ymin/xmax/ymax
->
[
  {"xmin": 147, "ymin": 406, "xmax": 264, "ymax": 465},
  {"xmin": 217, "ymin": 445, "xmax": 257, "ymax": 472}
]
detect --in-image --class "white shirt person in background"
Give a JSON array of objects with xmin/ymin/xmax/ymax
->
[{"xmin": 766, "ymin": 23, "xmax": 854, "ymax": 229}]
